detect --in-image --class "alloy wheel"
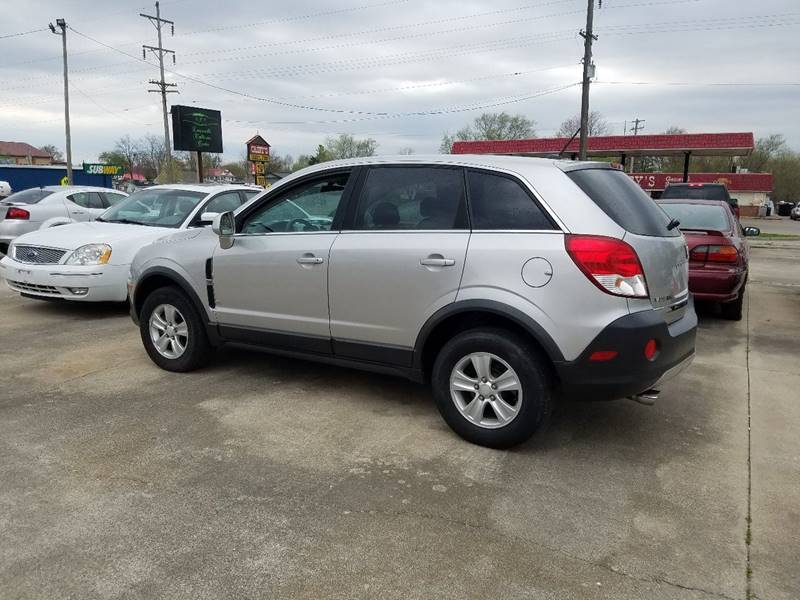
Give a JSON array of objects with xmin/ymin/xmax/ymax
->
[
  {"xmin": 149, "ymin": 303, "xmax": 189, "ymax": 359},
  {"xmin": 449, "ymin": 352, "xmax": 523, "ymax": 429}
]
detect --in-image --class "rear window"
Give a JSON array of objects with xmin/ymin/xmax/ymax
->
[
  {"xmin": 658, "ymin": 203, "xmax": 732, "ymax": 232},
  {"xmin": 661, "ymin": 184, "xmax": 729, "ymax": 202},
  {"xmin": 567, "ymin": 168, "xmax": 678, "ymax": 237},
  {"xmin": 2, "ymin": 188, "xmax": 54, "ymax": 204}
]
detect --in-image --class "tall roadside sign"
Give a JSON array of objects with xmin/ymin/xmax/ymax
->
[
  {"xmin": 171, "ymin": 105, "xmax": 223, "ymax": 182},
  {"xmin": 246, "ymin": 135, "xmax": 270, "ymax": 187}
]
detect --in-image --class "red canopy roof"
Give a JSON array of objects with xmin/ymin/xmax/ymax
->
[{"xmin": 452, "ymin": 132, "xmax": 755, "ymax": 157}]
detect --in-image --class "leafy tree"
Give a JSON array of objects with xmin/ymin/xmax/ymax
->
[
  {"xmin": 440, "ymin": 112, "xmax": 536, "ymax": 153},
  {"xmin": 39, "ymin": 144, "xmax": 63, "ymax": 162},
  {"xmin": 743, "ymin": 134, "xmax": 786, "ymax": 173},
  {"xmin": 222, "ymin": 161, "xmax": 248, "ymax": 180},
  {"xmin": 556, "ymin": 112, "xmax": 610, "ymax": 137},
  {"xmin": 324, "ymin": 134, "xmax": 378, "ymax": 160}
]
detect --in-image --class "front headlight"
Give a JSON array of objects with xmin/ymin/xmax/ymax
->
[{"xmin": 64, "ymin": 243, "xmax": 112, "ymax": 265}]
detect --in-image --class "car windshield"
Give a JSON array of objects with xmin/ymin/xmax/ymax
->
[
  {"xmin": 661, "ymin": 185, "xmax": 728, "ymax": 201},
  {"xmin": 659, "ymin": 203, "xmax": 731, "ymax": 232},
  {"xmin": 98, "ymin": 188, "xmax": 206, "ymax": 228},
  {"xmin": 2, "ymin": 188, "xmax": 54, "ymax": 204}
]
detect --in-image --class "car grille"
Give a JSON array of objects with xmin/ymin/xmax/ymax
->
[
  {"xmin": 13, "ymin": 245, "xmax": 67, "ymax": 264},
  {"xmin": 7, "ymin": 280, "xmax": 61, "ymax": 295}
]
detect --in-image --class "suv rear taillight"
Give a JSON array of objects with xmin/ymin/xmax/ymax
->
[
  {"xmin": 690, "ymin": 244, "xmax": 738, "ymax": 264},
  {"xmin": 565, "ymin": 234, "xmax": 649, "ymax": 298},
  {"xmin": 5, "ymin": 207, "xmax": 29, "ymax": 220}
]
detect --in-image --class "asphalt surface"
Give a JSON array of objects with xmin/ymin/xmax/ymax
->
[{"xmin": 1, "ymin": 245, "xmax": 798, "ymax": 600}]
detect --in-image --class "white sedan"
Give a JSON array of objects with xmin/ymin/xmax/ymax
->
[
  {"xmin": 0, "ymin": 184, "xmax": 260, "ymax": 302},
  {"xmin": 0, "ymin": 185, "xmax": 129, "ymax": 255}
]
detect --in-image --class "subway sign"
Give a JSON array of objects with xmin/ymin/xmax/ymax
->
[{"xmin": 83, "ymin": 163, "xmax": 123, "ymax": 176}]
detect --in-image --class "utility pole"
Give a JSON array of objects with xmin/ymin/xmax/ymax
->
[
  {"xmin": 141, "ymin": 2, "xmax": 176, "ymax": 182},
  {"xmin": 628, "ymin": 118, "xmax": 645, "ymax": 172},
  {"xmin": 578, "ymin": 0, "xmax": 597, "ymax": 161},
  {"xmin": 49, "ymin": 19, "xmax": 72, "ymax": 185}
]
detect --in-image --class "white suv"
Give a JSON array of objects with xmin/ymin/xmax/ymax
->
[{"xmin": 129, "ymin": 155, "xmax": 697, "ymax": 447}]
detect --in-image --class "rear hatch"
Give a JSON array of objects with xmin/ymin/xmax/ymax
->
[{"xmin": 566, "ymin": 167, "xmax": 689, "ymax": 323}]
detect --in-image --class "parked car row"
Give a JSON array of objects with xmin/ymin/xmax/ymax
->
[
  {"xmin": 2, "ymin": 155, "xmax": 760, "ymax": 448},
  {"xmin": 0, "ymin": 185, "xmax": 128, "ymax": 255}
]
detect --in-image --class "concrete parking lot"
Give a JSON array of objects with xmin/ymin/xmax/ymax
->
[{"xmin": 1, "ymin": 243, "xmax": 798, "ymax": 599}]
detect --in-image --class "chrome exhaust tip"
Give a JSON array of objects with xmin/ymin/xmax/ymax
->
[{"xmin": 629, "ymin": 389, "xmax": 660, "ymax": 406}]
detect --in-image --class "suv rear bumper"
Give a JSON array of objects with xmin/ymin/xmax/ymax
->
[{"xmin": 554, "ymin": 297, "xmax": 698, "ymax": 401}]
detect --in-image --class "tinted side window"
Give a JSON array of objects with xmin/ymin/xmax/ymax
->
[
  {"xmin": 87, "ymin": 192, "xmax": 104, "ymax": 209},
  {"xmin": 205, "ymin": 191, "xmax": 243, "ymax": 214},
  {"xmin": 242, "ymin": 172, "xmax": 349, "ymax": 233},
  {"xmin": 354, "ymin": 167, "xmax": 467, "ymax": 230},
  {"xmin": 467, "ymin": 171, "xmax": 555, "ymax": 230},
  {"xmin": 68, "ymin": 192, "xmax": 91, "ymax": 208},
  {"xmin": 567, "ymin": 168, "xmax": 678, "ymax": 237}
]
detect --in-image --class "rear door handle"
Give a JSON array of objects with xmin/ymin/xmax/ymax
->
[
  {"xmin": 420, "ymin": 257, "xmax": 455, "ymax": 267},
  {"xmin": 71, "ymin": 211, "xmax": 85, "ymax": 215},
  {"xmin": 297, "ymin": 256, "xmax": 324, "ymax": 265}
]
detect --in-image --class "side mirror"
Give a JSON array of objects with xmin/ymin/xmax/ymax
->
[
  {"xmin": 212, "ymin": 211, "xmax": 235, "ymax": 249},
  {"xmin": 743, "ymin": 226, "xmax": 760, "ymax": 237},
  {"xmin": 199, "ymin": 211, "xmax": 219, "ymax": 224},
  {"xmin": 730, "ymin": 198, "xmax": 739, "ymax": 206}
]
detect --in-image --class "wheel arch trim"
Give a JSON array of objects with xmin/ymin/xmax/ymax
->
[
  {"xmin": 133, "ymin": 266, "xmax": 209, "ymax": 323},
  {"xmin": 412, "ymin": 299, "xmax": 565, "ymax": 370}
]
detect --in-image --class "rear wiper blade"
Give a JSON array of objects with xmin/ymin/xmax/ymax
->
[{"xmin": 666, "ymin": 218, "xmax": 681, "ymax": 231}]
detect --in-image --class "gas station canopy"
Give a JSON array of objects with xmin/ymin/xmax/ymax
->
[{"xmin": 452, "ymin": 132, "xmax": 755, "ymax": 158}]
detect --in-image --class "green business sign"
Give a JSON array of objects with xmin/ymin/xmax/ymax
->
[{"xmin": 83, "ymin": 163, "xmax": 123, "ymax": 176}]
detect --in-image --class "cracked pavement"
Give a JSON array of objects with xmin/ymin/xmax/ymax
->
[{"xmin": 1, "ymin": 240, "xmax": 798, "ymax": 599}]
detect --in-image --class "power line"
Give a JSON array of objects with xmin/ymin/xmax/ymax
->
[
  {"xmin": 68, "ymin": 26, "xmax": 580, "ymax": 120},
  {"xmin": 596, "ymin": 80, "xmax": 800, "ymax": 87},
  {"xmin": 179, "ymin": 0, "xmax": 414, "ymax": 35},
  {"xmin": 182, "ymin": 0, "xmax": 580, "ymax": 56},
  {"xmin": 0, "ymin": 27, "xmax": 48, "ymax": 40}
]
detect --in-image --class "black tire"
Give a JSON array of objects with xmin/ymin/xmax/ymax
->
[
  {"xmin": 721, "ymin": 285, "xmax": 745, "ymax": 321},
  {"xmin": 431, "ymin": 328, "xmax": 553, "ymax": 448},
  {"xmin": 139, "ymin": 286, "xmax": 213, "ymax": 372}
]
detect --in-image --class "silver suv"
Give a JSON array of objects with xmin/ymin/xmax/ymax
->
[{"xmin": 129, "ymin": 155, "xmax": 697, "ymax": 448}]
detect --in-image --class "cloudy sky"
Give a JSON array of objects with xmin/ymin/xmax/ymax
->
[{"xmin": 2, "ymin": 0, "xmax": 798, "ymax": 164}]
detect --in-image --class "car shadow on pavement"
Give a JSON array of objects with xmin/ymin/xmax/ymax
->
[
  {"xmin": 212, "ymin": 344, "xmax": 708, "ymax": 458},
  {"xmin": 16, "ymin": 298, "xmax": 130, "ymax": 320}
]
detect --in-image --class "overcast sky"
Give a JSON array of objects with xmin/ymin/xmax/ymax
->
[{"xmin": 1, "ymin": 0, "xmax": 798, "ymax": 164}]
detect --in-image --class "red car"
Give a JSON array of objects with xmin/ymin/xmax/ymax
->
[{"xmin": 657, "ymin": 199, "xmax": 760, "ymax": 320}]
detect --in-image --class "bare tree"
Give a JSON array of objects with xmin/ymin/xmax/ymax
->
[
  {"xmin": 141, "ymin": 134, "xmax": 166, "ymax": 180},
  {"xmin": 114, "ymin": 135, "xmax": 141, "ymax": 178},
  {"xmin": 557, "ymin": 111, "xmax": 610, "ymax": 137},
  {"xmin": 398, "ymin": 147, "xmax": 415, "ymax": 155},
  {"xmin": 39, "ymin": 144, "xmax": 64, "ymax": 162}
]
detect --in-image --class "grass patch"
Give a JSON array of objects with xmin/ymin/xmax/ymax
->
[{"xmin": 753, "ymin": 232, "xmax": 800, "ymax": 240}]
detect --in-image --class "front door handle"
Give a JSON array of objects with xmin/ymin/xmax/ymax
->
[
  {"xmin": 71, "ymin": 211, "xmax": 85, "ymax": 215},
  {"xmin": 297, "ymin": 256, "xmax": 324, "ymax": 265},
  {"xmin": 420, "ymin": 257, "xmax": 455, "ymax": 267}
]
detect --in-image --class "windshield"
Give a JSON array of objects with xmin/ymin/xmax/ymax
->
[
  {"xmin": 661, "ymin": 185, "xmax": 729, "ymax": 201},
  {"xmin": 98, "ymin": 188, "xmax": 206, "ymax": 228},
  {"xmin": 659, "ymin": 203, "xmax": 732, "ymax": 232},
  {"xmin": 2, "ymin": 188, "xmax": 54, "ymax": 204}
]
